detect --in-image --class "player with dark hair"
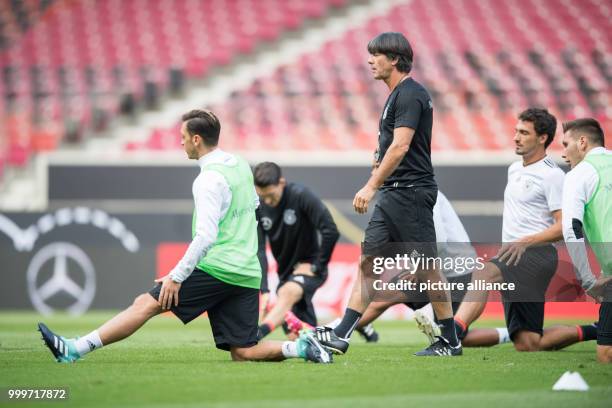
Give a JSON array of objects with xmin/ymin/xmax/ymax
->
[
  {"xmin": 426, "ymin": 108, "xmax": 598, "ymax": 351},
  {"xmin": 37, "ymin": 110, "xmax": 332, "ymax": 364},
  {"xmin": 315, "ymin": 32, "xmax": 462, "ymax": 357},
  {"xmin": 253, "ymin": 162, "xmax": 340, "ymax": 339},
  {"xmin": 561, "ymin": 117, "xmax": 611, "ymax": 363}
]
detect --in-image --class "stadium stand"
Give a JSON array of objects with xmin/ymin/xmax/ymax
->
[
  {"xmin": 0, "ymin": 0, "xmax": 349, "ymax": 173},
  {"xmin": 0, "ymin": 0, "xmax": 610, "ymax": 174},
  {"xmin": 131, "ymin": 0, "xmax": 611, "ymax": 152}
]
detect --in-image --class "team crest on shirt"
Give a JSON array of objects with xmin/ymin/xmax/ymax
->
[
  {"xmin": 523, "ymin": 178, "xmax": 534, "ymax": 191},
  {"xmin": 261, "ymin": 217, "xmax": 273, "ymax": 231},
  {"xmin": 283, "ymin": 209, "xmax": 297, "ymax": 225}
]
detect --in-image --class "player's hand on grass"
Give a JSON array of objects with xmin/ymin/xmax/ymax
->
[
  {"xmin": 353, "ymin": 185, "xmax": 376, "ymax": 214},
  {"xmin": 496, "ymin": 239, "xmax": 531, "ymax": 266},
  {"xmin": 155, "ymin": 275, "xmax": 182, "ymax": 310},
  {"xmin": 587, "ymin": 276, "xmax": 612, "ymax": 303}
]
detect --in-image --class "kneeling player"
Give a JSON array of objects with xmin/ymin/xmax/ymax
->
[
  {"xmin": 438, "ymin": 109, "xmax": 597, "ymax": 351},
  {"xmin": 38, "ymin": 110, "xmax": 331, "ymax": 364},
  {"xmin": 254, "ymin": 162, "xmax": 340, "ymax": 339},
  {"xmin": 561, "ymin": 118, "xmax": 611, "ymax": 363}
]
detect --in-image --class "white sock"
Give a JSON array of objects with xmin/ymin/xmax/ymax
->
[
  {"xmin": 326, "ymin": 318, "xmax": 342, "ymax": 329},
  {"xmin": 74, "ymin": 330, "xmax": 103, "ymax": 356},
  {"xmin": 281, "ymin": 341, "xmax": 299, "ymax": 358},
  {"xmin": 496, "ymin": 328, "xmax": 510, "ymax": 344}
]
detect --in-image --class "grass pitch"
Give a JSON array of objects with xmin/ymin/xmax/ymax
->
[{"xmin": 1, "ymin": 312, "xmax": 610, "ymax": 407}]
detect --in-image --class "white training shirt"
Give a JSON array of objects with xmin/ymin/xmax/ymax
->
[
  {"xmin": 561, "ymin": 147, "xmax": 610, "ymax": 290},
  {"xmin": 502, "ymin": 155, "xmax": 565, "ymax": 242},
  {"xmin": 169, "ymin": 149, "xmax": 259, "ymax": 283},
  {"xmin": 434, "ymin": 191, "xmax": 478, "ymax": 277}
]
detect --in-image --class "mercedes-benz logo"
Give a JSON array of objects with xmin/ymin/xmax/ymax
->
[{"xmin": 27, "ymin": 242, "xmax": 96, "ymax": 316}]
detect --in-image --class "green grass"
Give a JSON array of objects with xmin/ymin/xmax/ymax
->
[{"xmin": 1, "ymin": 312, "xmax": 610, "ymax": 407}]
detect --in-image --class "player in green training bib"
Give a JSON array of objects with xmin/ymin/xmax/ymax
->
[
  {"xmin": 561, "ymin": 117, "xmax": 612, "ymax": 363},
  {"xmin": 38, "ymin": 109, "xmax": 332, "ymax": 364}
]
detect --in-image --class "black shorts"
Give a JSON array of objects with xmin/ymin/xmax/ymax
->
[
  {"xmin": 149, "ymin": 269, "xmax": 259, "ymax": 351},
  {"xmin": 278, "ymin": 274, "xmax": 325, "ymax": 327},
  {"xmin": 490, "ymin": 245, "xmax": 558, "ymax": 338},
  {"xmin": 364, "ymin": 187, "xmax": 437, "ymax": 256},
  {"xmin": 404, "ymin": 273, "xmax": 471, "ymax": 319},
  {"xmin": 598, "ymin": 282, "xmax": 612, "ymax": 346}
]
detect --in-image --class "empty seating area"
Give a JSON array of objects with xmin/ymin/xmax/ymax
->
[
  {"xmin": 0, "ymin": 0, "xmax": 348, "ymax": 175},
  {"xmin": 136, "ymin": 0, "xmax": 612, "ymax": 153},
  {"xmin": 0, "ymin": 0, "xmax": 610, "ymax": 176}
]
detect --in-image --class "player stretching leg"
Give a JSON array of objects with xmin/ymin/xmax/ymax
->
[
  {"xmin": 38, "ymin": 110, "xmax": 331, "ymax": 364},
  {"xmin": 561, "ymin": 118, "xmax": 612, "ymax": 363},
  {"xmin": 448, "ymin": 109, "xmax": 597, "ymax": 351},
  {"xmin": 253, "ymin": 162, "xmax": 339, "ymax": 340},
  {"xmin": 315, "ymin": 32, "xmax": 461, "ymax": 356}
]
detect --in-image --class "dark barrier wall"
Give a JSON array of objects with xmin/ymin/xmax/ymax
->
[
  {"xmin": 0, "ymin": 210, "xmax": 191, "ymax": 312},
  {"xmin": 49, "ymin": 165, "xmax": 509, "ymax": 201}
]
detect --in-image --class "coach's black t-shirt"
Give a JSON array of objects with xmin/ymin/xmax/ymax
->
[
  {"xmin": 376, "ymin": 77, "xmax": 436, "ymax": 188},
  {"xmin": 257, "ymin": 183, "xmax": 339, "ymax": 291}
]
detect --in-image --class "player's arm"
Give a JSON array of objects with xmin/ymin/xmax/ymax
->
[
  {"xmin": 157, "ymin": 172, "xmax": 228, "ymax": 309},
  {"xmin": 354, "ymin": 127, "xmax": 415, "ymax": 214},
  {"xmin": 298, "ymin": 188, "xmax": 340, "ymax": 275},
  {"xmin": 256, "ymin": 208, "xmax": 270, "ymax": 294},
  {"xmin": 561, "ymin": 165, "xmax": 607, "ymax": 298},
  {"xmin": 521, "ymin": 210, "xmax": 563, "ymax": 245}
]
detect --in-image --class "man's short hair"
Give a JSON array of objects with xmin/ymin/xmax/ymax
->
[
  {"xmin": 518, "ymin": 108, "xmax": 557, "ymax": 148},
  {"xmin": 181, "ymin": 109, "xmax": 220, "ymax": 146},
  {"xmin": 367, "ymin": 32, "xmax": 413, "ymax": 73},
  {"xmin": 562, "ymin": 118, "xmax": 605, "ymax": 147},
  {"xmin": 253, "ymin": 162, "xmax": 282, "ymax": 187}
]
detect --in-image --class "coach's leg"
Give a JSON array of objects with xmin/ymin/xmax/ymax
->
[
  {"xmin": 358, "ymin": 301, "xmax": 396, "ymax": 327},
  {"xmin": 417, "ymin": 266, "xmax": 453, "ymax": 320},
  {"xmin": 258, "ymin": 282, "xmax": 303, "ymax": 338},
  {"xmin": 332, "ymin": 255, "xmax": 374, "ymax": 338},
  {"xmin": 98, "ymin": 293, "xmax": 163, "ymax": 345}
]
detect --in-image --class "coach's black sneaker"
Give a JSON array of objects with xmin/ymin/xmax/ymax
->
[
  {"xmin": 356, "ymin": 323, "xmax": 379, "ymax": 343},
  {"xmin": 37, "ymin": 323, "xmax": 81, "ymax": 363},
  {"xmin": 414, "ymin": 336, "xmax": 462, "ymax": 356},
  {"xmin": 297, "ymin": 331, "xmax": 333, "ymax": 364},
  {"xmin": 315, "ymin": 326, "xmax": 349, "ymax": 355}
]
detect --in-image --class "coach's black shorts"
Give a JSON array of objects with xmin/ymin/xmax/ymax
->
[
  {"xmin": 404, "ymin": 273, "xmax": 471, "ymax": 320},
  {"xmin": 149, "ymin": 269, "xmax": 259, "ymax": 351},
  {"xmin": 278, "ymin": 273, "xmax": 325, "ymax": 327},
  {"xmin": 490, "ymin": 245, "xmax": 558, "ymax": 338},
  {"xmin": 364, "ymin": 187, "xmax": 437, "ymax": 257},
  {"xmin": 598, "ymin": 282, "xmax": 612, "ymax": 346}
]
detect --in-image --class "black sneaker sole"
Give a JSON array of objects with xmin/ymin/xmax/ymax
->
[{"xmin": 321, "ymin": 344, "xmax": 347, "ymax": 355}]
